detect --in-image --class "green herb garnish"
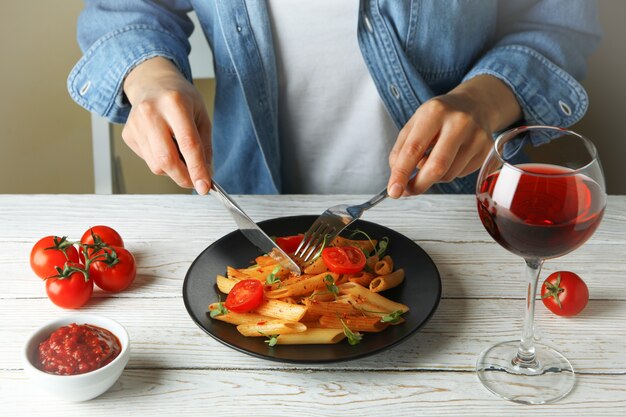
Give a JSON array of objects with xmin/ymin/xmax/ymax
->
[
  {"xmin": 265, "ymin": 265, "xmax": 282, "ymax": 285},
  {"xmin": 357, "ymin": 307, "xmax": 404, "ymax": 324},
  {"xmin": 339, "ymin": 318, "xmax": 362, "ymax": 345},
  {"xmin": 375, "ymin": 236, "xmax": 390, "ymax": 258},
  {"xmin": 380, "ymin": 310, "xmax": 404, "ymax": 323},
  {"xmin": 310, "ymin": 233, "xmax": 331, "ymax": 262},
  {"xmin": 346, "ymin": 228, "xmax": 375, "ymax": 256},
  {"xmin": 210, "ymin": 298, "xmax": 229, "ymax": 318},
  {"xmin": 259, "ymin": 331, "xmax": 280, "ymax": 347},
  {"xmin": 324, "ymin": 274, "xmax": 339, "ymax": 298}
]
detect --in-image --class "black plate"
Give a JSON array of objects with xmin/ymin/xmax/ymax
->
[{"xmin": 182, "ymin": 215, "xmax": 441, "ymax": 363}]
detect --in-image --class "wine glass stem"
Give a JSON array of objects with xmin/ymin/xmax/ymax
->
[{"xmin": 514, "ymin": 257, "xmax": 544, "ymax": 367}]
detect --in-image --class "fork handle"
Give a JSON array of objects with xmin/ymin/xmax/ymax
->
[
  {"xmin": 363, "ymin": 186, "xmax": 389, "ymax": 210},
  {"xmin": 348, "ymin": 186, "xmax": 389, "ymax": 216},
  {"xmin": 352, "ymin": 169, "xmax": 418, "ymax": 215}
]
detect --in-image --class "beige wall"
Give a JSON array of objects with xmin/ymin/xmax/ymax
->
[
  {"xmin": 0, "ymin": 1, "xmax": 213, "ymax": 194},
  {"xmin": 1, "ymin": 1, "xmax": 624, "ymax": 194},
  {"xmin": 573, "ymin": 0, "xmax": 626, "ymax": 194}
]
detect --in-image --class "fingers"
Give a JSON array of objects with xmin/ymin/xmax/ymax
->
[
  {"xmin": 388, "ymin": 96, "xmax": 494, "ymax": 197},
  {"xmin": 408, "ymin": 123, "xmax": 463, "ymax": 195},
  {"xmin": 163, "ymin": 101, "xmax": 212, "ymax": 194},
  {"xmin": 387, "ymin": 103, "xmax": 443, "ymax": 198},
  {"xmin": 121, "ymin": 89, "xmax": 213, "ymax": 195}
]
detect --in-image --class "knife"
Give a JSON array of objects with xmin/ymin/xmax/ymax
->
[{"xmin": 210, "ymin": 181, "xmax": 301, "ymax": 275}]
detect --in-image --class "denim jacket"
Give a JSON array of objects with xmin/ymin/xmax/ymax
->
[{"xmin": 68, "ymin": 0, "xmax": 601, "ymax": 194}]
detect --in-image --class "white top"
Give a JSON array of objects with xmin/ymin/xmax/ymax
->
[{"xmin": 267, "ymin": 0, "xmax": 399, "ymax": 194}]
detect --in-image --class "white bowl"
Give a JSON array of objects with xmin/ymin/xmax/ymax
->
[{"xmin": 23, "ymin": 314, "xmax": 130, "ymax": 402}]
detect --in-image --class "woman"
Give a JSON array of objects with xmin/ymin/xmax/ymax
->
[{"xmin": 68, "ymin": 0, "xmax": 601, "ymax": 196}]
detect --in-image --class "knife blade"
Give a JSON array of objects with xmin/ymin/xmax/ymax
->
[{"xmin": 210, "ymin": 181, "xmax": 301, "ymax": 275}]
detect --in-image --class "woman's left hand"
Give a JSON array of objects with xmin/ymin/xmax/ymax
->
[{"xmin": 386, "ymin": 75, "xmax": 522, "ymax": 197}]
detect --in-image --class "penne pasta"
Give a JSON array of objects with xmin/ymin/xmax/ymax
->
[
  {"xmin": 274, "ymin": 328, "xmax": 346, "ymax": 345},
  {"xmin": 343, "ymin": 296, "xmax": 391, "ymax": 317},
  {"xmin": 318, "ymin": 314, "xmax": 389, "ymax": 333},
  {"xmin": 303, "ymin": 298, "xmax": 358, "ymax": 319},
  {"xmin": 208, "ymin": 303, "xmax": 272, "ymax": 326},
  {"xmin": 369, "ymin": 268, "xmax": 405, "ymax": 293},
  {"xmin": 227, "ymin": 266, "xmax": 252, "ymax": 280},
  {"xmin": 303, "ymin": 256, "xmax": 327, "ymax": 275},
  {"xmin": 236, "ymin": 320, "xmax": 307, "ymax": 337},
  {"xmin": 216, "ymin": 275, "xmax": 238, "ymax": 294},
  {"xmin": 254, "ymin": 299, "xmax": 307, "ymax": 322},
  {"xmin": 347, "ymin": 271, "xmax": 375, "ymax": 287},
  {"xmin": 265, "ymin": 272, "xmax": 338, "ymax": 299},
  {"xmin": 255, "ymin": 255, "xmax": 277, "ymax": 267},
  {"xmin": 235, "ymin": 264, "xmax": 290, "ymax": 282},
  {"xmin": 365, "ymin": 255, "xmax": 379, "ymax": 271},
  {"xmin": 373, "ymin": 255, "xmax": 394, "ymax": 276},
  {"xmin": 338, "ymin": 282, "xmax": 409, "ymax": 313},
  {"xmin": 332, "ymin": 236, "xmax": 377, "ymax": 254}
]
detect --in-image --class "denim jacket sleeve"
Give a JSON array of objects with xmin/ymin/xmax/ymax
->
[
  {"xmin": 463, "ymin": 0, "xmax": 602, "ymax": 136},
  {"xmin": 67, "ymin": 0, "xmax": 195, "ymax": 124}
]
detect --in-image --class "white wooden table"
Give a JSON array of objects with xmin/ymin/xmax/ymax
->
[{"xmin": 1, "ymin": 194, "xmax": 625, "ymax": 415}]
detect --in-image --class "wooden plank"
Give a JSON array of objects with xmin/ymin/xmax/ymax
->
[
  {"xmin": 2, "ymin": 369, "xmax": 625, "ymax": 416},
  {"xmin": 4, "ymin": 298, "xmax": 624, "ymax": 373}
]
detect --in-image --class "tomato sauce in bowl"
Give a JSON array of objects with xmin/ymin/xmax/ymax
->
[{"xmin": 36, "ymin": 323, "xmax": 121, "ymax": 375}]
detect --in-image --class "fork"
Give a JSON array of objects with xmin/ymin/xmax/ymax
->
[{"xmin": 293, "ymin": 187, "xmax": 390, "ymax": 263}]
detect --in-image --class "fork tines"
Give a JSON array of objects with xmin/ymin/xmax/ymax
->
[{"xmin": 293, "ymin": 221, "xmax": 340, "ymax": 264}]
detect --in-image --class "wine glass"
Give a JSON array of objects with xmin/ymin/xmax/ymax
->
[{"xmin": 475, "ymin": 125, "xmax": 606, "ymax": 404}]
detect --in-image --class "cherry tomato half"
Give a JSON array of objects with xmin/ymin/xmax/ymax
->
[
  {"xmin": 225, "ymin": 279, "xmax": 264, "ymax": 313},
  {"xmin": 541, "ymin": 271, "xmax": 589, "ymax": 316},
  {"xmin": 30, "ymin": 236, "xmax": 80, "ymax": 279},
  {"xmin": 321, "ymin": 246, "xmax": 366, "ymax": 275},
  {"xmin": 275, "ymin": 235, "xmax": 304, "ymax": 254}
]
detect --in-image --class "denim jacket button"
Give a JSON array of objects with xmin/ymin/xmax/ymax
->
[
  {"xmin": 79, "ymin": 81, "xmax": 91, "ymax": 96},
  {"xmin": 558, "ymin": 100, "xmax": 572, "ymax": 116},
  {"xmin": 363, "ymin": 15, "xmax": 373, "ymax": 33},
  {"xmin": 389, "ymin": 84, "xmax": 400, "ymax": 99}
]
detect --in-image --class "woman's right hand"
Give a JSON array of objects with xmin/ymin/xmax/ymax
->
[{"xmin": 122, "ymin": 57, "xmax": 213, "ymax": 194}]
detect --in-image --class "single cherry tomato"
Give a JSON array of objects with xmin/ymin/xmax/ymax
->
[
  {"xmin": 541, "ymin": 271, "xmax": 589, "ymax": 316},
  {"xmin": 225, "ymin": 279, "xmax": 264, "ymax": 313},
  {"xmin": 321, "ymin": 246, "xmax": 366, "ymax": 274},
  {"xmin": 80, "ymin": 225, "xmax": 125, "ymax": 263},
  {"xmin": 89, "ymin": 246, "xmax": 137, "ymax": 293},
  {"xmin": 30, "ymin": 236, "xmax": 80, "ymax": 279},
  {"xmin": 81, "ymin": 225, "xmax": 124, "ymax": 248},
  {"xmin": 45, "ymin": 263, "xmax": 94, "ymax": 309},
  {"xmin": 275, "ymin": 234, "xmax": 304, "ymax": 254}
]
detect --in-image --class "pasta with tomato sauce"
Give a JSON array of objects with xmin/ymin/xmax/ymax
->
[{"xmin": 208, "ymin": 233, "xmax": 408, "ymax": 345}]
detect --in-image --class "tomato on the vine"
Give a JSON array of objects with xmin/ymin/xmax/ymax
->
[
  {"xmin": 225, "ymin": 279, "xmax": 264, "ymax": 313},
  {"xmin": 45, "ymin": 263, "xmax": 94, "ymax": 309},
  {"xmin": 321, "ymin": 246, "xmax": 366, "ymax": 274},
  {"xmin": 79, "ymin": 225, "xmax": 125, "ymax": 262},
  {"xmin": 89, "ymin": 246, "xmax": 137, "ymax": 293},
  {"xmin": 81, "ymin": 225, "xmax": 124, "ymax": 248},
  {"xmin": 30, "ymin": 236, "xmax": 79, "ymax": 279},
  {"xmin": 541, "ymin": 271, "xmax": 589, "ymax": 316}
]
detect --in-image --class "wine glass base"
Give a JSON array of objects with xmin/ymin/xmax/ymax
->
[{"xmin": 476, "ymin": 340, "xmax": 575, "ymax": 405}]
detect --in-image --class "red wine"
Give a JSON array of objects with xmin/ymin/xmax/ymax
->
[{"xmin": 477, "ymin": 164, "xmax": 605, "ymax": 259}]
